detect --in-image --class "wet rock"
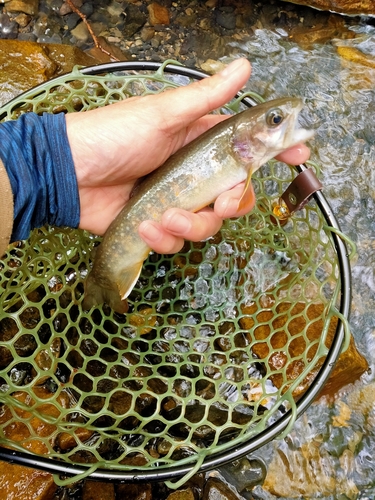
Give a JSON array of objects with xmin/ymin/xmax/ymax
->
[
  {"xmin": 41, "ymin": 41, "xmax": 98, "ymax": 72},
  {"xmin": 219, "ymin": 457, "xmax": 267, "ymax": 496},
  {"xmin": 59, "ymin": 0, "xmax": 82, "ymax": 15},
  {"xmin": 48, "ymin": 0, "xmax": 63, "ymax": 13},
  {"xmin": 65, "ymin": 12, "xmax": 80, "ymax": 29},
  {"xmin": 148, "ymin": 2, "xmax": 170, "ymax": 26},
  {"xmin": 0, "ymin": 38, "xmax": 55, "ymax": 104},
  {"xmin": 0, "ymin": 461, "xmax": 57, "ymax": 500},
  {"xmin": 336, "ymin": 45, "xmax": 375, "ymax": 69},
  {"xmin": 14, "ymin": 12, "xmax": 31, "ymax": 27},
  {"xmin": 5, "ymin": 0, "xmax": 39, "ymax": 15},
  {"xmin": 180, "ymin": 31, "xmax": 231, "ymax": 61},
  {"xmin": 166, "ymin": 487, "xmax": 195, "ymax": 500},
  {"xmin": 200, "ymin": 59, "xmax": 226, "ymax": 74},
  {"xmin": 56, "ymin": 427, "xmax": 94, "ymax": 450},
  {"xmin": 116, "ymin": 483, "xmax": 152, "ymax": 499},
  {"xmin": 289, "ymin": 15, "xmax": 355, "ymax": 48},
  {"xmin": 87, "ymin": 35, "xmax": 131, "ymax": 62},
  {"xmin": 70, "ymin": 20, "xmax": 89, "ymax": 42},
  {"xmin": 240, "ymin": 301, "xmax": 368, "ymax": 399},
  {"xmin": 175, "ymin": 11, "xmax": 197, "ymax": 28},
  {"xmin": 0, "ymin": 345, "xmax": 13, "ymax": 369},
  {"xmin": 214, "ymin": 8, "xmax": 236, "ymax": 30},
  {"xmin": 82, "ymin": 480, "xmax": 115, "ymax": 500},
  {"xmin": 0, "ymin": 38, "xmax": 98, "ymax": 106},
  {"xmin": 203, "ymin": 477, "xmax": 241, "ymax": 500},
  {"xmin": 140, "ymin": 26, "xmax": 155, "ymax": 42},
  {"xmin": 123, "ymin": 3, "xmax": 147, "ymax": 38},
  {"xmin": 80, "ymin": 2, "xmax": 93, "ymax": 18},
  {"xmin": 282, "ymin": 0, "xmax": 375, "ymax": 16},
  {"xmin": 263, "ymin": 435, "xmax": 359, "ymax": 497},
  {"xmin": 0, "ymin": 390, "xmax": 59, "ymax": 455},
  {"xmin": 0, "ymin": 12, "xmax": 18, "ymax": 38}
]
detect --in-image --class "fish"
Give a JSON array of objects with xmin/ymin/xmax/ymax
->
[{"xmin": 82, "ymin": 97, "xmax": 314, "ymax": 313}]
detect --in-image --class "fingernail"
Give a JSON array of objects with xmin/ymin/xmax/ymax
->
[
  {"xmin": 164, "ymin": 212, "xmax": 192, "ymax": 234},
  {"xmin": 139, "ymin": 221, "xmax": 161, "ymax": 242},
  {"xmin": 218, "ymin": 59, "xmax": 244, "ymax": 78},
  {"xmin": 216, "ymin": 197, "xmax": 238, "ymax": 218}
]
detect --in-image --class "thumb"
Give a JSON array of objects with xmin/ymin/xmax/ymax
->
[{"xmin": 155, "ymin": 58, "xmax": 252, "ymax": 132}]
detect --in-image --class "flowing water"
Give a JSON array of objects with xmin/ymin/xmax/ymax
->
[{"xmin": 218, "ymin": 25, "xmax": 375, "ymax": 499}]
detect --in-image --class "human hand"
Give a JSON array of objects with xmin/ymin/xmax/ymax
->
[{"xmin": 66, "ymin": 59, "xmax": 310, "ymax": 253}]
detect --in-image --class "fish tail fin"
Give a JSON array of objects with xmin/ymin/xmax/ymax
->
[
  {"xmin": 82, "ymin": 273, "xmax": 128, "ymax": 314},
  {"xmin": 117, "ymin": 262, "xmax": 143, "ymax": 300}
]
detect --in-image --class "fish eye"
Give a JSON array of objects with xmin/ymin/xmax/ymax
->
[{"xmin": 266, "ymin": 108, "xmax": 284, "ymax": 127}]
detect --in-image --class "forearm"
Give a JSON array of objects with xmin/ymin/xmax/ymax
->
[
  {"xmin": 0, "ymin": 158, "xmax": 14, "ymax": 257},
  {"xmin": 0, "ymin": 112, "xmax": 80, "ymax": 255}
]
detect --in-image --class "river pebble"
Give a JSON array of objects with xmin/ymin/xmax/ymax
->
[{"xmin": 0, "ymin": 0, "xmax": 368, "ymax": 69}]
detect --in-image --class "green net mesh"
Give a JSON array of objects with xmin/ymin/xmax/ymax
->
[{"xmin": 0, "ymin": 61, "xmax": 351, "ymax": 485}]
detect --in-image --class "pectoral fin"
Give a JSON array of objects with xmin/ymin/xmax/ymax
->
[
  {"xmin": 117, "ymin": 263, "xmax": 143, "ymax": 300},
  {"xmin": 238, "ymin": 172, "xmax": 254, "ymax": 212}
]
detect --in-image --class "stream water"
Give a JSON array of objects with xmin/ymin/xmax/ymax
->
[{"xmin": 222, "ymin": 25, "xmax": 375, "ymax": 499}]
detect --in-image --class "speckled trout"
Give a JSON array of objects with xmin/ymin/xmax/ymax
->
[{"xmin": 83, "ymin": 98, "xmax": 313, "ymax": 313}]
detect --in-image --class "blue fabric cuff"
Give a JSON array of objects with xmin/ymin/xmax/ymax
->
[{"xmin": 0, "ymin": 112, "xmax": 80, "ymax": 241}]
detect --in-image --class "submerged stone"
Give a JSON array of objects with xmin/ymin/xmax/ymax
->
[
  {"xmin": 282, "ymin": 0, "xmax": 375, "ymax": 16},
  {"xmin": 148, "ymin": 2, "xmax": 170, "ymax": 26},
  {"xmin": 337, "ymin": 45, "xmax": 375, "ymax": 69},
  {"xmin": 289, "ymin": 15, "xmax": 356, "ymax": 48},
  {"xmin": 0, "ymin": 12, "xmax": 18, "ymax": 38},
  {"xmin": 203, "ymin": 477, "xmax": 241, "ymax": 500},
  {"xmin": 82, "ymin": 481, "xmax": 115, "ymax": 500},
  {"xmin": 5, "ymin": 0, "xmax": 39, "ymax": 16},
  {"xmin": 240, "ymin": 301, "xmax": 368, "ymax": 399},
  {"xmin": 0, "ymin": 461, "xmax": 57, "ymax": 500}
]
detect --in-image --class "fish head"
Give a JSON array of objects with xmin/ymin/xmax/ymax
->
[
  {"xmin": 231, "ymin": 97, "xmax": 314, "ymax": 174},
  {"xmin": 231, "ymin": 97, "xmax": 314, "ymax": 212}
]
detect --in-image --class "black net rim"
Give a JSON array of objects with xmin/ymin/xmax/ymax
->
[{"xmin": 0, "ymin": 61, "xmax": 351, "ymax": 482}]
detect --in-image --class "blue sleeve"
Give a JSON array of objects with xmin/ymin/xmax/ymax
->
[{"xmin": 0, "ymin": 112, "xmax": 80, "ymax": 242}]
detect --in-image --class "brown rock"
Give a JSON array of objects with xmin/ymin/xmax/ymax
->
[
  {"xmin": 147, "ymin": 2, "xmax": 170, "ymax": 26},
  {"xmin": 0, "ymin": 39, "xmax": 99, "ymax": 106},
  {"xmin": 282, "ymin": 0, "xmax": 375, "ymax": 16},
  {"xmin": 263, "ymin": 440, "xmax": 359, "ymax": 497},
  {"xmin": 59, "ymin": 0, "xmax": 83, "ymax": 15},
  {"xmin": 0, "ymin": 40, "xmax": 53, "ymax": 106},
  {"xmin": 82, "ymin": 481, "xmax": 115, "ymax": 500},
  {"xmin": 289, "ymin": 15, "xmax": 356, "ymax": 48},
  {"xmin": 336, "ymin": 45, "xmax": 375, "ymax": 69},
  {"xmin": 116, "ymin": 483, "xmax": 152, "ymax": 500},
  {"xmin": 5, "ymin": 0, "xmax": 39, "ymax": 15},
  {"xmin": 56, "ymin": 427, "xmax": 94, "ymax": 450},
  {"xmin": 240, "ymin": 301, "xmax": 368, "ymax": 399},
  {"xmin": 166, "ymin": 487, "xmax": 195, "ymax": 500},
  {"xmin": 42, "ymin": 43, "xmax": 98, "ymax": 72},
  {"xmin": 70, "ymin": 21, "xmax": 90, "ymax": 42},
  {"xmin": 14, "ymin": 13, "xmax": 31, "ymax": 27},
  {"xmin": 0, "ymin": 461, "xmax": 57, "ymax": 500},
  {"xmin": 141, "ymin": 27, "xmax": 155, "ymax": 42},
  {"xmin": 87, "ymin": 36, "xmax": 131, "ymax": 63},
  {"xmin": 0, "ymin": 391, "xmax": 59, "ymax": 454}
]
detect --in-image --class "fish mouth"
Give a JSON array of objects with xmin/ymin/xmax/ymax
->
[
  {"xmin": 292, "ymin": 126, "xmax": 315, "ymax": 145},
  {"xmin": 288, "ymin": 101, "xmax": 315, "ymax": 146}
]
